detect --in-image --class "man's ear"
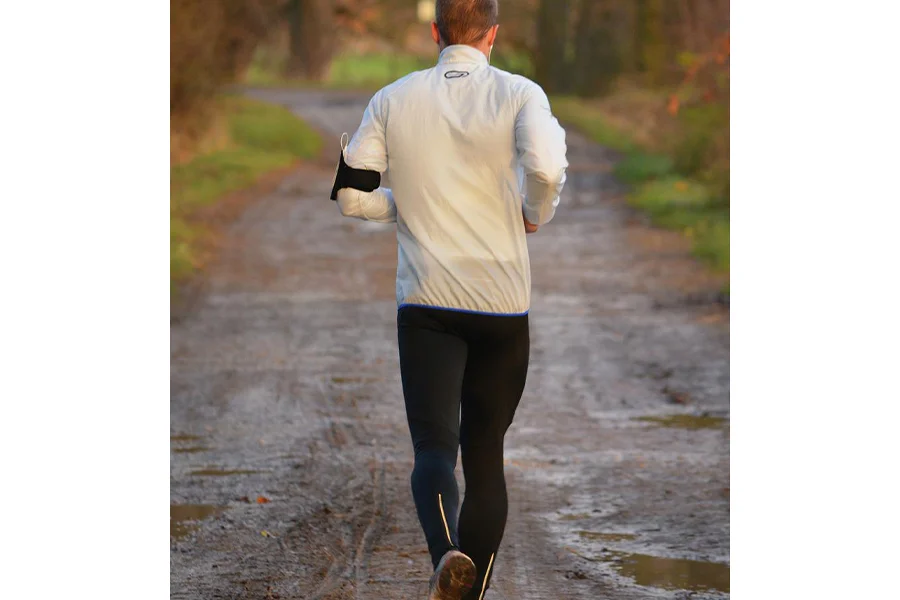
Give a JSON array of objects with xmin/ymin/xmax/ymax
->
[
  {"xmin": 486, "ymin": 24, "xmax": 499, "ymax": 47},
  {"xmin": 431, "ymin": 22, "xmax": 441, "ymax": 46}
]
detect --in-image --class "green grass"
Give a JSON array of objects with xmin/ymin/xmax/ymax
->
[
  {"xmin": 613, "ymin": 152, "xmax": 675, "ymax": 184},
  {"xmin": 171, "ymin": 97, "xmax": 322, "ymax": 290},
  {"xmin": 328, "ymin": 53, "xmax": 433, "ymax": 88},
  {"xmin": 550, "ymin": 95, "xmax": 729, "ymax": 278},
  {"xmin": 243, "ymin": 52, "xmax": 433, "ymax": 90},
  {"xmin": 551, "ymin": 97, "xmax": 639, "ymax": 153},
  {"xmin": 629, "ymin": 177, "xmax": 729, "ymax": 274},
  {"xmin": 244, "ymin": 50, "xmax": 535, "ymax": 91}
]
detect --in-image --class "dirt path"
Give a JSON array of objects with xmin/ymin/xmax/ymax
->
[{"xmin": 171, "ymin": 88, "xmax": 730, "ymax": 600}]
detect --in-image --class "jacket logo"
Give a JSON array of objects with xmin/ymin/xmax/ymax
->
[{"xmin": 444, "ymin": 70, "xmax": 470, "ymax": 79}]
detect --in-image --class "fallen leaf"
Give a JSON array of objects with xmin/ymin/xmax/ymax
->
[
  {"xmin": 663, "ymin": 386, "xmax": 691, "ymax": 405},
  {"xmin": 237, "ymin": 496, "xmax": 250, "ymax": 503},
  {"xmin": 257, "ymin": 496, "xmax": 270, "ymax": 504},
  {"xmin": 667, "ymin": 95, "xmax": 680, "ymax": 116},
  {"xmin": 675, "ymin": 181, "xmax": 689, "ymax": 191}
]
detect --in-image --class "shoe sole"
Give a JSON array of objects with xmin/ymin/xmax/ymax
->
[{"xmin": 430, "ymin": 551, "xmax": 477, "ymax": 600}]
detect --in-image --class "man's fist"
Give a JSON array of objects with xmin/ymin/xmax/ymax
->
[{"xmin": 524, "ymin": 215, "xmax": 539, "ymax": 234}]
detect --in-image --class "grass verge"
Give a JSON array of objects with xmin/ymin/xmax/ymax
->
[
  {"xmin": 551, "ymin": 94, "xmax": 729, "ymax": 280},
  {"xmin": 171, "ymin": 96, "xmax": 322, "ymax": 293},
  {"xmin": 243, "ymin": 52, "xmax": 431, "ymax": 91},
  {"xmin": 243, "ymin": 50, "xmax": 534, "ymax": 92}
]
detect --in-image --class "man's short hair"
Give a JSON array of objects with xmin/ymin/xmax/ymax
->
[{"xmin": 435, "ymin": 0, "xmax": 499, "ymax": 46}]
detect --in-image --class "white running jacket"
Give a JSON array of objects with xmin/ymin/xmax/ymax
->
[{"xmin": 336, "ymin": 44, "xmax": 568, "ymax": 315}]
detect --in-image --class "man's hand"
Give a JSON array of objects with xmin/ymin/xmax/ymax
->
[{"xmin": 524, "ymin": 214, "xmax": 539, "ymax": 234}]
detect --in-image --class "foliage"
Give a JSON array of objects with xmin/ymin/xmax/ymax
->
[
  {"xmin": 171, "ymin": 0, "xmax": 284, "ymax": 119},
  {"xmin": 614, "ymin": 152, "xmax": 676, "ymax": 184},
  {"xmin": 665, "ymin": 32, "xmax": 730, "ymax": 201},
  {"xmin": 550, "ymin": 93, "xmax": 728, "ymax": 276},
  {"xmin": 171, "ymin": 97, "xmax": 322, "ymax": 288},
  {"xmin": 550, "ymin": 97, "xmax": 639, "ymax": 153},
  {"xmin": 229, "ymin": 97, "xmax": 322, "ymax": 157},
  {"xmin": 245, "ymin": 48, "xmax": 535, "ymax": 91},
  {"xmin": 327, "ymin": 52, "xmax": 433, "ymax": 87},
  {"xmin": 170, "ymin": 0, "xmax": 730, "ymax": 280},
  {"xmin": 629, "ymin": 177, "xmax": 729, "ymax": 274}
]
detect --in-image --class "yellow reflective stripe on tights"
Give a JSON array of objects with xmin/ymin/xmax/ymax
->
[
  {"xmin": 478, "ymin": 553, "xmax": 495, "ymax": 600},
  {"xmin": 437, "ymin": 493, "xmax": 452, "ymax": 546}
]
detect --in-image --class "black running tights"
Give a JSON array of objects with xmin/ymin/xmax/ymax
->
[{"xmin": 397, "ymin": 305, "xmax": 529, "ymax": 599}]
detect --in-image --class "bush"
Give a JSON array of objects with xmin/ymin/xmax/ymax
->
[
  {"xmin": 614, "ymin": 152, "xmax": 675, "ymax": 183},
  {"xmin": 628, "ymin": 176, "xmax": 729, "ymax": 274},
  {"xmin": 667, "ymin": 104, "xmax": 728, "ymax": 177}
]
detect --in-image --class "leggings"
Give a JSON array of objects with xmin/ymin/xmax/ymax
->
[{"xmin": 397, "ymin": 305, "xmax": 530, "ymax": 599}]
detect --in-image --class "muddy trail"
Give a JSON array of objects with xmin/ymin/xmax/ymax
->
[{"xmin": 171, "ymin": 89, "xmax": 730, "ymax": 600}]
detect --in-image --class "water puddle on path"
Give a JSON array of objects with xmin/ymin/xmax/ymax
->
[
  {"xmin": 172, "ymin": 446, "xmax": 211, "ymax": 454},
  {"xmin": 634, "ymin": 414, "xmax": 727, "ymax": 430},
  {"xmin": 170, "ymin": 504, "xmax": 225, "ymax": 540},
  {"xmin": 577, "ymin": 531, "xmax": 637, "ymax": 542},
  {"xmin": 190, "ymin": 469, "xmax": 261, "ymax": 477},
  {"xmin": 331, "ymin": 375, "xmax": 382, "ymax": 385},
  {"xmin": 608, "ymin": 552, "xmax": 729, "ymax": 593},
  {"xmin": 572, "ymin": 548, "xmax": 729, "ymax": 593}
]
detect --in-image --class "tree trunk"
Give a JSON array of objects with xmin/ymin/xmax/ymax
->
[
  {"xmin": 286, "ymin": 0, "xmax": 333, "ymax": 80},
  {"xmin": 636, "ymin": 0, "xmax": 668, "ymax": 86},
  {"xmin": 535, "ymin": 0, "xmax": 571, "ymax": 94},
  {"xmin": 572, "ymin": 0, "xmax": 621, "ymax": 97}
]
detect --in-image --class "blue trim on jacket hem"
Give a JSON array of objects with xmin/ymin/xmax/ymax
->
[{"xmin": 397, "ymin": 303, "xmax": 529, "ymax": 317}]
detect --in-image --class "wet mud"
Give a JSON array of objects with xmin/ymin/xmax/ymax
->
[
  {"xmin": 635, "ymin": 414, "xmax": 728, "ymax": 430},
  {"xmin": 190, "ymin": 469, "xmax": 263, "ymax": 477},
  {"xmin": 171, "ymin": 504, "xmax": 226, "ymax": 540}
]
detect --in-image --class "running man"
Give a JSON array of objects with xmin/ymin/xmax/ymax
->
[{"xmin": 330, "ymin": 1, "xmax": 568, "ymax": 598}]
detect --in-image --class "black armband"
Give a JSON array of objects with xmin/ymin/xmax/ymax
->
[{"xmin": 330, "ymin": 148, "xmax": 381, "ymax": 201}]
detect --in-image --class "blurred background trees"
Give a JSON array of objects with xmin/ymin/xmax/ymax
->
[
  {"xmin": 171, "ymin": 0, "xmax": 730, "ymax": 276},
  {"xmin": 171, "ymin": 1, "xmax": 728, "ymax": 114},
  {"xmin": 170, "ymin": 0, "xmax": 282, "ymax": 123}
]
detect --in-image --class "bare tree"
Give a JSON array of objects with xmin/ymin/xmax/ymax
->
[
  {"xmin": 572, "ymin": 0, "xmax": 622, "ymax": 96},
  {"xmin": 171, "ymin": 0, "xmax": 283, "ymax": 117},
  {"xmin": 286, "ymin": 0, "xmax": 335, "ymax": 80},
  {"xmin": 535, "ymin": 0, "xmax": 571, "ymax": 94}
]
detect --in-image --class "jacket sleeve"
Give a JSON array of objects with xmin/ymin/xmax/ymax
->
[
  {"xmin": 336, "ymin": 89, "xmax": 397, "ymax": 223},
  {"xmin": 336, "ymin": 187, "xmax": 397, "ymax": 223},
  {"xmin": 515, "ymin": 84, "xmax": 569, "ymax": 226}
]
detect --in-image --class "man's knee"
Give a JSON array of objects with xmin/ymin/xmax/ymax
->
[{"xmin": 413, "ymin": 443, "xmax": 458, "ymax": 467}]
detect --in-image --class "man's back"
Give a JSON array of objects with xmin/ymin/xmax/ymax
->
[
  {"xmin": 332, "ymin": 5, "xmax": 569, "ymax": 599},
  {"xmin": 340, "ymin": 44, "xmax": 568, "ymax": 315}
]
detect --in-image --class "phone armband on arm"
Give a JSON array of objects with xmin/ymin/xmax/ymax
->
[{"xmin": 330, "ymin": 148, "xmax": 381, "ymax": 201}]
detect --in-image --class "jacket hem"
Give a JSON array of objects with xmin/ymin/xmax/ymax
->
[{"xmin": 397, "ymin": 302, "xmax": 529, "ymax": 317}]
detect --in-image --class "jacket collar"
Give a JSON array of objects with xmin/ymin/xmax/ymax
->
[{"xmin": 438, "ymin": 44, "xmax": 489, "ymax": 66}]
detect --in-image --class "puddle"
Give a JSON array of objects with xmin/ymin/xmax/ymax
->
[
  {"xmin": 559, "ymin": 513, "xmax": 591, "ymax": 521},
  {"xmin": 635, "ymin": 414, "xmax": 727, "ymax": 430},
  {"xmin": 577, "ymin": 531, "xmax": 637, "ymax": 542},
  {"xmin": 170, "ymin": 434, "xmax": 203, "ymax": 442},
  {"xmin": 573, "ymin": 549, "xmax": 729, "ymax": 593},
  {"xmin": 170, "ymin": 504, "xmax": 225, "ymax": 540},
  {"xmin": 172, "ymin": 446, "xmax": 211, "ymax": 454},
  {"xmin": 190, "ymin": 469, "xmax": 261, "ymax": 477},
  {"xmin": 331, "ymin": 376, "xmax": 381, "ymax": 384}
]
